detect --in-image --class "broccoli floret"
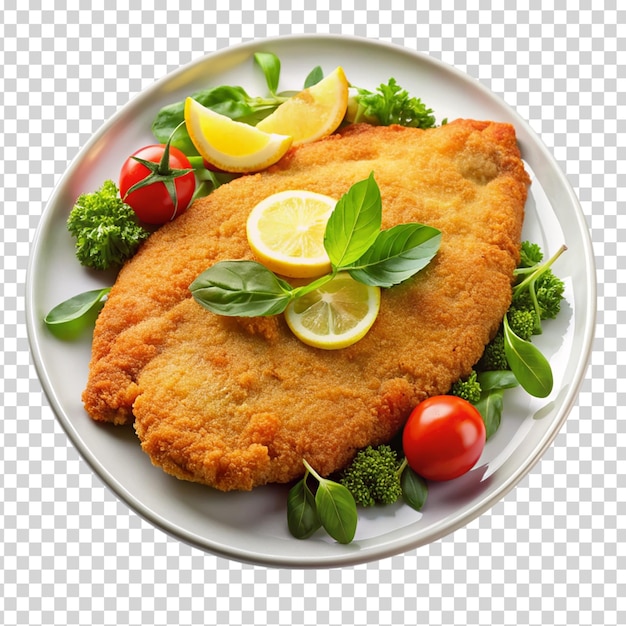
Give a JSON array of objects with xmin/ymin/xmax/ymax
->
[
  {"xmin": 512, "ymin": 243, "xmax": 567, "ymax": 334},
  {"xmin": 477, "ymin": 242, "xmax": 566, "ymax": 375},
  {"xmin": 340, "ymin": 445, "xmax": 403, "ymax": 507},
  {"xmin": 67, "ymin": 180, "xmax": 150, "ymax": 270},
  {"xmin": 512, "ymin": 270, "xmax": 565, "ymax": 323},
  {"xmin": 519, "ymin": 241, "xmax": 544, "ymax": 268},
  {"xmin": 506, "ymin": 306, "xmax": 536, "ymax": 341},
  {"xmin": 478, "ymin": 331, "xmax": 509, "ymax": 371},
  {"xmin": 534, "ymin": 270, "xmax": 565, "ymax": 320},
  {"xmin": 450, "ymin": 370, "xmax": 481, "ymax": 403}
]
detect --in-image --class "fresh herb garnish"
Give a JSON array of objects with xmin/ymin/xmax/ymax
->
[
  {"xmin": 345, "ymin": 222, "xmax": 444, "ymax": 288},
  {"xmin": 288, "ymin": 459, "xmax": 358, "ymax": 544},
  {"xmin": 66, "ymin": 180, "xmax": 150, "ymax": 271},
  {"xmin": 502, "ymin": 314, "xmax": 554, "ymax": 398},
  {"xmin": 323, "ymin": 174, "xmax": 382, "ymax": 268},
  {"xmin": 303, "ymin": 65, "xmax": 324, "ymax": 88},
  {"xmin": 400, "ymin": 464, "xmax": 428, "ymax": 512},
  {"xmin": 350, "ymin": 78, "xmax": 443, "ymax": 128},
  {"xmin": 253, "ymin": 51, "xmax": 281, "ymax": 96},
  {"xmin": 190, "ymin": 173, "xmax": 441, "ymax": 317},
  {"xmin": 287, "ymin": 475, "xmax": 321, "ymax": 540},
  {"xmin": 189, "ymin": 260, "xmax": 294, "ymax": 317},
  {"xmin": 473, "ymin": 370, "xmax": 520, "ymax": 439},
  {"xmin": 44, "ymin": 287, "xmax": 111, "ymax": 339}
]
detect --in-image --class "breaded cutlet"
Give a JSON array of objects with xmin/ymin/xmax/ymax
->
[{"xmin": 83, "ymin": 120, "xmax": 529, "ymax": 491}]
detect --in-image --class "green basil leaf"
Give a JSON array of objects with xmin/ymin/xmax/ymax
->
[
  {"xmin": 400, "ymin": 465, "xmax": 428, "ymax": 511},
  {"xmin": 254, "ymin": 52, "xmax": 281, "ymax": 95},
  {"xmin": 503, "ymin": 316, "xmax": 553, "ymax": 398},
  {"xmin": 304, "ymin": 65, "xmax": 324, "ymax": 88},
  {"xmin": 190, "ymin": 168, "xmax": 238, "ymax": 202},
  {"xmin": 194, "ymin": 85, "xmax": 257, "ymax": 118},
  {"xmin": 287, "ymin": 478, "xmax": 321, "ymax": 540},
  {"xmin": 324, "ymin": 173, "xmax": 382, "ymax": 269},
  {"xmin": 474, "ymin": 388, "xmax": 505, "ymax": 439},
  {"xmin": 345, "ymin": 223, "xmax": 441, "ymax": 287},
  {"xmin": 190, "ymin": 260, "xmax": 294, "ymax": 317},
  {"xmin": 192, "ymin": 87, "xmax": 284, "ymax": 127},
  {"xmin": 151, "ymin": 100, "xmax": 197, "ymax": 154},
  {"xmin": 476, "ymin": 369, "xmax": 519, "ymax": 392},
  {"xmin": 44, "ymin": 287, "xmax": 111, "ymax": 340},
  {"xmin": 315, "ymin": 480, "xmax": 358, "ymax": 544}
]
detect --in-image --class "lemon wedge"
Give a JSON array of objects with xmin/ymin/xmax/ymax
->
[
  {"xmin": 246, "ymin": 189, "xmax": 336, "ymax": 278},
  {"xmin": 184, "ymin": 97, "xmax": 293, "ymax": 172},
  {"xmin": 284, "ymin": 273, "xmax": 381, "ymax": 350},
  {"xmin": 256, "ymin": 67, "xmax": 349, "ymax": 145}
]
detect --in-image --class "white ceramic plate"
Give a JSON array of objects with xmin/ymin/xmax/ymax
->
[{"xmin": 26, "ymin": 35, "xmax": 595, "ymax": 568}]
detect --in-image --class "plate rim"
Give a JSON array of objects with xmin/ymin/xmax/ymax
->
[{"xmin": 25, "ymin": 33, "xmax": 597, "ymax": 569}]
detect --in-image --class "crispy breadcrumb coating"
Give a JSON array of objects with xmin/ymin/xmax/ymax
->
[{"xmin": 83, "ymin": 121, "xmax": 529, "ymax": 491}]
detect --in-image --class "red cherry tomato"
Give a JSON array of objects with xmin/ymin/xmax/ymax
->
[
  {"xmin": 120, "ymin": 144, "xmax": 195, "ymax": 225},
  {"xmin": 402, "ymin": 395, "xmax": 486, "ymax": 481}
]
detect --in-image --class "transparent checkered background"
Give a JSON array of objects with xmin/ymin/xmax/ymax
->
[{"xmin": 1, "ymin": 2, "xmax": 623, "ymax": 625}]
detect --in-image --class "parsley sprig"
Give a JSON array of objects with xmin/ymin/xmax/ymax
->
[
  {"xmin": 190, "ymin": 173, "xmax": 441, "ymax": 317},
  {"xmin": 351, "ymin": 78, "xmax": 444, "ymax": 128}
]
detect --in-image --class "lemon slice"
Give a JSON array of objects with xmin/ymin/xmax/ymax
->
[
  {"xmin": 284, "ymin": 273, "xmax": 381, "ymax": 350},
  {"xmin": 256, "ymin": 67, "xmax": 349, "ymax": 145},
  {"xmin": 246, "ymin": 189, "xmax": 336, "ymax": 278},
  {"xmin": 184, "ymin": 97, "xmax": 293, "ymax": 172}
]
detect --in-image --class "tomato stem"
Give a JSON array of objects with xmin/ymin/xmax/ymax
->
[
  {"xmin": 122, "ymin": 121, "xmax": 193, "ymax": 214},
  {"xmin": 156, "ymin": 120, "xmax": 187, "ymax": 176}
]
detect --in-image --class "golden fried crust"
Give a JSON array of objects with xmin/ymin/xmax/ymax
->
[{"xmin": 82, "ymin": 120, "xmax": 529, "ymax": 490}]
